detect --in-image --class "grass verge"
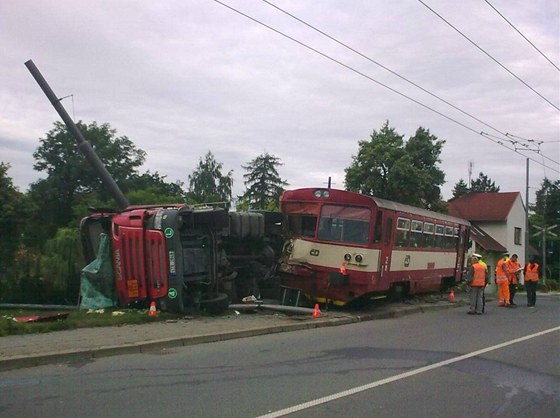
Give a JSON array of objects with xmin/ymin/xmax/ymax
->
[{"xmin": 0, "ymin": 308, "xmax": 183, "ymax": 337}]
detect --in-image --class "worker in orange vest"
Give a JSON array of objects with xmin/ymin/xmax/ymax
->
[
  {"xmin": 524, "ymin": 257, "xmax": 541, "ymax": 307},
  {"xmin": 466, "ymin": 254, "xmax": 488, "ymax": 315},
  {"xmin": 495, "ymin": 253, "xmax": 510, "ymax": 307},
  {"xmin": 506, "ymin": 254, "xmax": 522, "ymax": 306}
]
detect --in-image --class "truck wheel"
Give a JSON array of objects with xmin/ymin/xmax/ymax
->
[{"xmin": 200, "ymin": 292, "xmax": 229, "ymax": 315}]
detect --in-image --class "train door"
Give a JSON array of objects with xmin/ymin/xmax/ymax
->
[
  {"xmin": 455, "ymin": 224, "xmax": 469, "ymax": 281},
  {"xmin": 378, "ymin": 211, "xmax": 394, "ymax": 285}
]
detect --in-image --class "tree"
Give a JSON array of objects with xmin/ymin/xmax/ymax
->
[
  {"xmin": 124, "ymin": 171, "xmax": 185, "ymax": 205},
  {"xmin": 345, "ymin": 122, "xmax": 446, "ymax": 210},
  {"xmin": 470, "ymin": 172, "xmax": 500, "ymax": 193},
  {"xmin": 0, "ymin": 163, "xmax": 28, "ymax": 276},
  {"xmin": 529, "ymin": 178, "xmax": 560, "ymax": 281},
  {"xmin": 187, "ymin": 151, "xmax": 233, "ymax": 207},
  {"xmin": 31, "ymin": 121, "xmax": 146, "ymax": 235},
  {"xmin": 452, "ymin": 179, "xmax": 470, "ymax": 198},
  {"xmin": 238, "ymin": 153, "xmax": 288, "ymax": 211}
]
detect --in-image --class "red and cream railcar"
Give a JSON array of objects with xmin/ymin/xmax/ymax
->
[{"xmin": 278, "ymin": 188, "xmax": 470, "ymax": 305}]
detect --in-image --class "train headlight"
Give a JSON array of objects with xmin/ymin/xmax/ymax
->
[
  {"xmin": 355, "ymin": 254, "xmax": 363, "ymax": 264},
  {"xmin": 344, "ymin": 253, "xmax": 352, "ymax": 262},
  {"xmin": 313, "ymin": 189, "xmax": 331, "ymax": 198}
]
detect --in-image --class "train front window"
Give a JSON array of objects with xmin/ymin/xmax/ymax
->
[
  {"xmin": 318, "ymin": 205, "xmax": 370, "ymax": 245},
  {"xmin": 286, "ymin": 215, "xmax": 317, "ymax": 238},
  {"xmin": 283, "ymin": 202, "xmax": 319, "ymax": 238}
]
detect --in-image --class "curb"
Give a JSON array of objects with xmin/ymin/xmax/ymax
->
[{"xmin": 0, "ymin": 301, "xmax": 463, "ymax": 372}]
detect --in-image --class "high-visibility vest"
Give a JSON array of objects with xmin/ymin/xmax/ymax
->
[
  {"xmin": 525, "ymin": 263, "xmax": 539, "ymax": 282},
  {"xmin": 496, "ymin": 258, "xmax": 508, "ymax": 283},
  {"xmin": 506, "ymin": 260, "xmax": 521, "ymax": 284},
  {"xmin": 471, "ymin": 262, "xmax": 486, "ymax": 287}
]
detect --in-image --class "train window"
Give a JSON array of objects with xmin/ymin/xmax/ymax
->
[
  {"xmin": 396, "ymin": 217, "xmax": 410, "ymax": 247},
  {"xmin": 384, "ymin": 217, "xmax": 393, "ymax": 245},
  {"xmin": 410, "ymin": 220, "xmax": 423, "ymax": 247},
  {"xmin": 318, "ymin": 205, "xmax": 370, "ymax": 245},
  {"xmin": 373, "ymin": 210, "xmax": 383, "ymax": 243},
  {"xmin": 444, "ymin": 226, "xmax": 455, "ymax": 248},
  {"xmin": 286, "ymin": 215, "xmax": 317, "ymax": 238},
  {"xmin": 423, "ymin": 222, "xmax": 435, "ymax": 247},
  {"xmin": 435, "ymin": 225, "xmax": 445, "ymax": 248}
]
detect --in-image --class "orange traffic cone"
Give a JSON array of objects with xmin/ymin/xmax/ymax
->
[
  {"xmin": 148, "ymin": 301, "xmax": 158, "ymax": 317},
  {"xmin": 448, "ymin": 289, "xmax": 455, "ymax": 302},
  {"xmin": 312, "ymin": 304, "xmax": 321, "ymax": 318}
]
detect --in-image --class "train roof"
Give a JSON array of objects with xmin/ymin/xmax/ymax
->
[
  {"xmin": 371, "ymin": 195, "xmax": 470, "ymax": 226},
  {"xmin": 281, "ymin": 188, "xmax": 470, "ymax": 226}
]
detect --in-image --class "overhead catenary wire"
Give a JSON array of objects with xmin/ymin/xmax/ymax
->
[
  {"xmin": 484, "ymin": 0, "xmax": 560, "ymax": 72},
  {"xmin": 417, "ymin": 0, "xmax": 560, "ymax": 112},
  {"xmin": 481, "ymin": 132, "xmax": 559, "ymax": 167},
  {"xmin": 260, "ymin": 0, "xmax": 554, "ymax": 163},
  {"xmin": 260, "ymin": 0, "xmax": 513, "ymax": 146},
  {"xmin": 211, "ymin": 0, "xmax": 559, "ymax": 174}
]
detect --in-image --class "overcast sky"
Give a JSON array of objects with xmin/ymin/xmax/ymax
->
[{"xmin": 1, "ymin": 0, "xmax": 558, "ymax": 206}]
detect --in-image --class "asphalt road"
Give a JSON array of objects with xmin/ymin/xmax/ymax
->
[{"xmin": 1, "ymin": 296, "xmax": 558, "ymax": 418}]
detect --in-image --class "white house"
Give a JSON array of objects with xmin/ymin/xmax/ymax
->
[{"xmin": 448, "ymin": 192, "xmax": 526, "ymax": 283}]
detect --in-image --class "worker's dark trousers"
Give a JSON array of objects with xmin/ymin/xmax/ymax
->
[
  {"xmin": 509, "ymin": 283, "xmax": 517, "ymax": 304},
  {"xmin": 525, "ymin": 281, "xmax": 537, "ymax": 306}
]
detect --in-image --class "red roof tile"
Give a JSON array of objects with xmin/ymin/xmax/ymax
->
[{"xmin": 448, "ymin": 192, "xmax": 520, "ymax": 221}]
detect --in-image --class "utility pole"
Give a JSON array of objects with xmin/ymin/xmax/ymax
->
[{"xmin": 525, "ymin": 158, "xmax": 529, "ymax": 266}]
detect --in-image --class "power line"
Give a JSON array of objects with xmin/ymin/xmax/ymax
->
[
  {"xmin": 482, "ymin": 132, "xmax": 559, "ymax": 167},
  {"xmin": 211, "ymin": 0, "xmax": 559, "ymax": 174},
  {"xmin": 259, "ymin": 0, "xmax": 558, "ymax": 170},
  {"xmin": 417, "ymin": 0, "xmax": 559, "ymax": 112},
  {"xmin": 485, "ymin": 0, "xmax": 560, "ymax": 72},
  {"xmin": 260, "ymin": 0, "xmax": 511, "ymax": 144}
]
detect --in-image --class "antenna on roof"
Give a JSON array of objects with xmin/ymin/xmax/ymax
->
[{"xmin": 468, "ymin": 161, "xmax": 474, "ymax": 188}]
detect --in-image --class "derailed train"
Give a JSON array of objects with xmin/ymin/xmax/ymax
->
[{"xmin": 277, "ymin": 188, "xmax": 470, "ymax": 305}]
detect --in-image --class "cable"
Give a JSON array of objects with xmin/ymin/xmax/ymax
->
[
  {"xmin": 211, "ymin": 0, "xmax": 559, "ymax": 174},
  {"xmin": 482, "ymin": 132, "xmax": 559, "ymax": 166},
  {"xmin": 417, "ymin": 0, "xmax": 559, "ymax": 112},
  {"xmin": 260, "ymin": 0, "xmax": 558, "ymax": 168},
  {"xmin": 485, "ymin": 0, "xmax": 560, "ymax": 72},
  {"xmin": 260, "ymin": 0, "xmax": 512, "ymax": 145}
]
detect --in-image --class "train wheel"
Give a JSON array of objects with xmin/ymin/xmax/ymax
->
[{"xmin": 200, "ymin": 292, "xmax": 229, "ymax": 315}]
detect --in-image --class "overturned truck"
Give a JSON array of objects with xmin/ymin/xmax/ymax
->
[{"xmin": 26, "ymin": 60, "xmax": 282, "ymax": 314}]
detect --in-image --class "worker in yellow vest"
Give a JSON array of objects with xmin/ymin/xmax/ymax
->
[
  {"xmin": 466, "ymin": 254, "xmax": 488, "ymax": 315},
  {"xmin": 524, "ymin": 257, "xmax": 540, "ymax": 308},
  {"xmin": 495, "ymin": 254, "xmax": 510, "ymax": 307}
]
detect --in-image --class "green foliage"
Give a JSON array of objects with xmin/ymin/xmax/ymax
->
[
  {"xmin": 470, "ymin": 172, "xmax": 500, "ymax": 193},
  {"xmin": 187, "ymin": 151, "xmax": 233, "ymax": 207},
  {"xmin": 123, "ymin": 171, "xmax": 185, "ymax": 204},
  {"xmin": 0, "ymin": 163, "xmax": 27, "ymax": 275},
  {"xmin": 30, "ymin": 121, "xmax": 147, "ymax": 242},
  {"xmin": 452, "ymin": 172, "xmax": 500, "ymax": 198},
  {"xmin": 40, "ymin": 227, "xmax": 83, "ymax": 304},
  {"xmin": 529, "ymin": 178, "xmax": 560, "ymax": 280},
  {"xmin": 237, "ymin": 153, "xmax": 288, "ymax": 211},
  {"xmin": 0, "ymin": 308, "xmax": 182, "ymax": 337},
  {"xmin": 452, "ymin": 179, "xmax": 470, "ymax": 198},
  {"xmin": 344, "ymin": 122, "xmax": 446, "ymax": 210}
]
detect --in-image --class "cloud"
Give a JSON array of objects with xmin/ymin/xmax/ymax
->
[{"xmin": 1, "ymin": 0, "xmax": 558, "ymax": 203}]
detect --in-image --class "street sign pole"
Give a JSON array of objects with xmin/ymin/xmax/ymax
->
[{"xmin": 533, "ymin": 224, "xmax": 558, "ymax": 286}]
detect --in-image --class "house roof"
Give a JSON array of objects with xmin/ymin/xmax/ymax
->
[
  {"xmin": 448, "ymin": 192, "xmax": 521, "ymax": 221},
  {"xmin": 469, "ymin": 224, "xmax": 507, "ymax": 252}
]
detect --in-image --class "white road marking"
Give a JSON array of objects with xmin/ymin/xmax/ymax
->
[{"xmin": 256, "ymin": 326, "xmax": 560, "ymax": 418}]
